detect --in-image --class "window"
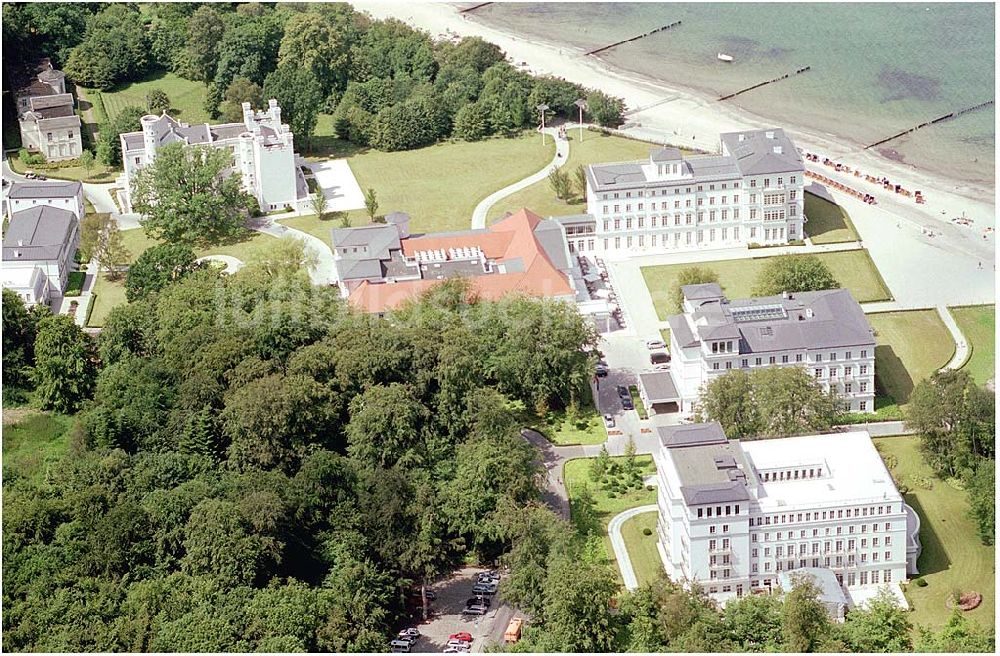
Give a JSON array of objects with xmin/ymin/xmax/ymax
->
[
  {"xmin": 782, "ymin": 355, "xmax": 788, "ymax": 363},
  {"xmin": 860, "ymin": 401, "xmax": 867, "ymax": 411},
  {"xmin": 723, "ymin": 525, "xmax": 729, "ymax": 533},
  {"xmin": 795, "ymin": 354, "xmax": 802, "ymax": 362},
  {"xmin": 861, "ymin": 349, "xmax": 868, "ymax": 358},
  {"xmin": 861, "ymin": 365, "xmax": 868, "ymax": 375},
  {"xmin": 710, "ymin": 526, "xmax": 716, "ymax": 534},
  {"xmin": 755, "ymin": 357, "xmax": 762, "ymax": 366},
  {"xmin": 698, "ymin": 508, "xmax": 703, "ymax": 518}
]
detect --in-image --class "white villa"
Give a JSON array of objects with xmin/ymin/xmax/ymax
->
[
  {"xmin": 15, "ymin": 58, "xmax": 83, "ymax": 162},
  {"xmin": 560, "ymin": 128, "xmax": 805, "ymax": 257},
  {"xmin": 118, "ymin": 100, "xmax": 308, "ymax": 214},
  {"xmin": 5, "ymin": 180, "xmax": 85, "ymax": 222},
  {"xmin": 664, "ymin": 283, "xmax": 876, "ymax": 414},
  {"xmin": 654, "ymin": 423, "xmax": 921, "ymax": 606}
]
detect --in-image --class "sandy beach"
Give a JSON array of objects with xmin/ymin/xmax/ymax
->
[{"xmin": 354, "ymin": 1, "xmax": 996, "ymax": 271}]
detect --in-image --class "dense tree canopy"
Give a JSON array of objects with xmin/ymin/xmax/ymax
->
[
  {"xmin": 124, "ymin": 244, "xmax": 201, "ymax": 302},
  {"xmin": 670, "ymin": 266, "xmax": 721, "ymax": 312},
  {"xmin": 63, "ymin": 4, "xmax": 150, "ymax": 90},
  {"xmin": 695, "ymin": 366, "xmax": 842, "ymax": 438},
  {"xmin": 752, "ymin": 254, "xmax": 840, "ymax": 296}
]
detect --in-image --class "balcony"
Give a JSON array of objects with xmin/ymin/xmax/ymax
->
[{"xmin": 708, "ymin": 547, "xmax": 732, "ymax": 555}]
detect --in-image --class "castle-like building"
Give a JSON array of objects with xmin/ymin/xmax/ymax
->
[
  {"xmin": 559, "ymin": 128, "xmax": 806, "ymax": 257},
  {"xmin": 118, "ymin": 100, "xmax": 307, "ymax": 214}
]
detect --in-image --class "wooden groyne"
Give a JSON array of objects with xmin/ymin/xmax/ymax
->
[
  {"xmin": 718, "ymin": 66, "xmax": 811, "ymax": 101},
  {"xmin": 586, "ymin": 21, "xmax": 682, "ymax": 56},
  {"xmin": 459, "ymin": 2, "xmax": 493, "ymax": 13},
  {"xmin": 864, "ymin": 100, "xmax": 995, "ymax": 150}
]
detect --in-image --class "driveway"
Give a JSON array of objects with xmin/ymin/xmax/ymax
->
[{"xmin": 307, "ymin": 159, "xmax": 365, "ymax": 212}]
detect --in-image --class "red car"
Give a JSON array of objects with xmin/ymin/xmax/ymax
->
[{"xmin": 449, "ymin": 632, "xmax": 472, "ymax": 643}]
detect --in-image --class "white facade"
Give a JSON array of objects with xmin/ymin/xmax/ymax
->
[
  {"xmin": 568, "ymin": 128, "xmax": 805, "ymax": 258},
  {"xmin": 118, "ymin": 100, "xmax": 307, "ymax": 214},
  {"xmin": 16, "ymin": 60, "xmax": 82, "ymax": 162},
  {"xmin": 655, "ymin": 426, "xmax": 911, "ymax": 605},
  {"xmin": 667, "ymin": 285, "xmax": 876, "ymax": 413},
  {"xmin": 2, "ymin": 205, "xmax": 80, "ymax": 307},
  {"xmin": 5, "ymin": 181, "xmax": 85, "ymax": 222}
]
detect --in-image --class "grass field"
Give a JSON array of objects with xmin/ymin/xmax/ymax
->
[
  {"xmin": 2, "ymin": 412, "xmax": 72, "ymax": 486},
  {"xmin": 867, "ymin": 310, "xmax": 955, "ymax": 406},
  {"xmin": 950, "ymin": 305, "xmax": 995, "ymax": 386},
  {"xmin": 642, "ymin": 249, "xmax": 892, "ymax": 320},
  {"xmin": 874, "ymin": 436, "xmax": 994, "ymax": 630},
  {"xmin": 87, "ymin": 228, "xmax": 273, "ymax": 327},
  {"xmin": 620, "ymin": 511, "xmax": 664, "ymax": 587},
  {"xmin": 510, "ymin": 389, "xmax": 607, "ymax": 446},
  {"xmin": 564, "ymin": 455, "xmax": 658, "ymax": 582},
  {"xmin": 803, "ymin": 191, "xmax": 860, "ymax": 244},
  {"xmin": 300, "ymin": 132, "xmax": 556, "ymax": 235},
  {"xmin": 84, "ymin": 72, "xmax": 212, "ymax": 124},
  {"xmin": 487, "ymin": 131, "xmax": 664, "ymax": 222},
  {"xmin": 8, "ymin": 152, "xmax": 117, "ymax": 183}
]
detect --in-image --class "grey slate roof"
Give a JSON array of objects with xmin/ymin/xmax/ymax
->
[
  {"xmin": 682, "ymin": 283, "xmax": 724, "ymax": 300},
  {"xmin": 650, "ymin": 146, "xmax": 682, "ymax": 162},
  {"xmin": 533, "ymin": 218, "xmax": 571, "ymax": 273},
  {"xmin": 7, "ymin": 180, "xmax": 81, "ymax": 200},
  {"xmin": 331, "ymin": 224, "xmax": 404, "ymax": 282},
  {"xmin": 3, "ymin": 206, "xmax": 76, "ymax": 261},
  {"xmin": 675, "ymin": 288, "xmax": 874, "ymax": 354},
  {"xmin": 639, "ymin": 371, "xmax": 680, "ymax": 402},
  {"xmin": 720, "ymin": 128, "xmax": 804, "ymax": 176},
  {"xmin": 657, "ymin": 422, "xmax": 727, "ymax": 448},
  {"xmin": 680, "ymin": 481, "xmax": 750, "ymax": 505},
  {"xmin": 28, "ymin": 104, "xmax": 75, "ymax": 119},
  {"xmin": 28, "ymin": 93, "xmax": 73, "ymax": 111}
]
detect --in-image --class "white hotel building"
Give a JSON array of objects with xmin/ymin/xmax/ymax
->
[
  {"xmin": 654, "ymin": 423, "xmax": 921, "ymax": 605},
  {"xmin": 666, "ymin": 283, "xmax": 876, "ymax": 414},
  {"xmin": 118, "ymin": 100, "xmax": 308, "ymax": 214},
  {"xmin": 562, "ymin": 128, "xmax": 805, "ymax": 256}
]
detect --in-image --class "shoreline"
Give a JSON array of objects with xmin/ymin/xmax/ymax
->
[{"xmin": 352, "ymin": 1, "xmax": 995, "ymax": 235}]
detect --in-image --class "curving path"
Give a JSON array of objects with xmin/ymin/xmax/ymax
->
[
  {"xmin": 253, "ymin": 220, "xmax": 337, "ymax": 287},
  {"xmin": 471, "ymin": 126, "xmax": 569, "ymax": 229},
  {"xmin": 608, "ymin": 504, "xmax": 658, "ymax": 591},
  {"xmin": 936, "ymin": 305, "xmax": 970, "ymax": 371}
]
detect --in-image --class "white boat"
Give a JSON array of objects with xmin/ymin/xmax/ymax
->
[{"xmin": 717, "ymin": 53, "xmax": 734, "ymax": 62}]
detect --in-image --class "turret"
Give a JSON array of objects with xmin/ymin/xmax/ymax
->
[
  {"xmin": 141, "ymin": 115, "xmax": 160, "ymax": 163},
  {"xmin": 242, "ymin": 102, "xmax": 254, "ymax": 131},
  {"xmin": 268, "ymin": 99, "xmax": 281, "ymax": 129}
]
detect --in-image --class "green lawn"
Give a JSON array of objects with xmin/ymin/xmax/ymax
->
[
  {"xmin": 487, "ymin": 131, "xmax": 665, "ymax": 222},
  {"xmin": 64, "ymin": 271, "xmax": 86, "ymax": 297},
  {"xmin": 83, "ymin": 71, "xmax": 212, "ymax": 124},
  {"xmin": 620, "ymin": 511, "xmax": 665, "ymax": 587},
  {"xmin": 8, "ymin": 152, "xmax": 117, "ymax": 183},
  {"xmin": 874, "ymin": 436, "xmax": 994, "ymax": 630},
  {"xmin": 659, "ymin": 328, "xmax": 671, "ymax": 353},
  {"xmin": 299, "ymin": 132, "xmax": 556, "ymax": 235},
  {"xmin": 642, "ymin": 249, "xmax": 893, "ymax": 320},
  {"xmin": 87, "ymin": 228, "xmax": 273, "ymax": 327},
  {"xmin": 564, "ymin": 455, "xmax": 658, "ymax": 582},
  {"xmin": 867, "ymin": 310, "xmax": 955, "ymax": 407},
  {"xmin": 2, "ymin": 412, "xmax": 72, "ymax": 486},
  {"xmin": 511, "ymin": 388, "xmax": 607, "ymax": 446},
  {"xmin": 803, "ymin": 191, "xmax": 860, "ymax": 244},
  {"xmin": 950, "ymin": 305, "xmax": 995, "ymax": 386}
]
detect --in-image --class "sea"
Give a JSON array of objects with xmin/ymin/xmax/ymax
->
[{"xmin": 468, "ymin": 2, "xmax": 996, "ymax": 187}]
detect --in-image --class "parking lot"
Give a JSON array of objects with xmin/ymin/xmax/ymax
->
[{"xmin": 405, "ymin": 567, "xmax": 513, "ymax": 653}]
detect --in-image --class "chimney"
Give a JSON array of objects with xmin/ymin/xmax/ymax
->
[
  {"xmin": 773, "ymin": 146, "xmax": 783, "ymax": 154},
  {"xmin": 805, "ymin": 308, "xmax": 813, "ymax": 318},
  {"xmin": 738, "ymin": 133, "xmax": 745, "ymax": 142},
  {"xmin": 782, "ymin": 291, "xmax": 788, "ymax": 299},
  {"xmin": 17, "ymin": 239, "xmax": 24, "ymax": 246},
  {"xmin": 765, "ymin": 130, "xmax": 775, "ymax": 139}
]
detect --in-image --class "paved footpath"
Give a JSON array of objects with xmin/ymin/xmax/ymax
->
[
  {"xmin": 471, "ymin": 126, "xmax": 568, "ymax": 229},
  {"xmin": 608, "ymin": 504, "xmax": 658, "ymax": 591}
]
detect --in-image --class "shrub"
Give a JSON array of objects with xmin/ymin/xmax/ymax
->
[
  {"xmin": 642, "ymin": 527, "xmax": 652, "ymax": 536},
  {"xmin": 646, "ymin": 484, "xmax": 655, "ymax": 491},
  {"xmin": 606, "ymin": 492, "xmax": 616, "ymax": 499},
  {"xmin": 914, "ymin": 577, "xmax": 928, "ymax": 587}
]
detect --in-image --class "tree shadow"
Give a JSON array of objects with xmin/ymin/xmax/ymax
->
[
  {"xmin": 906, "ymin": 493, "xmax": 951, "ymax": 576},
  {"xmin": 874, "ymin": 344, "xmax": 912, "ymax": 404}
]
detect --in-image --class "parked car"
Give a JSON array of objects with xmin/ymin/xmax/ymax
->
[
  {"xmin": 390, "ymin": 639, "xmax": 412, "ymax": 652},
  {"xmin": 646, "ymin": 339, "xmax": 666, "ymax": 350},
  {"xmin": 449, "ymin": 632, "xmax": 473, "ymax": 643},
  {"xmin": 654, "ymin": 363, "xmax": 671, "ymax": 371},
  {"xmin": 398, "ymin": 629, "xmax": 420, "ymax": 640},
  {"xmin": 447, "ymin": 639, "xmax": 471, "ymax": 649},
  {"xmin": 650, "ymin": 352, "xmax": 670, "ymax": 365},
  {"xmin": 477, "ymin": 571, "xmax": 499, "ymax": 582},
  {"xmin": 616, "ymin": 385, "xmax": 630, "ymax": 399},
  {"xmin": 408, "ymin": 589, "xmax": 436, "ymax": 600},
  {"xmin": 24, "ymin": 170, "xmax": 37, "ymax": 179},
  {"xmin": 595, "ymin": 363, "xmax": 609, "ymax": 377},
  {"xmin": 472, "ymin": 582, "xmax": 497, "ymax": 595},
  {"xmin": 603, "ymin": 414, "xmax": 615, "ymax": 428},
  {"xmin": 461, "ymin": 605, "xmax": 487, "ymax": 616},
  {"xmin": 443, "ymin": 647, "xmax": 469, "ymax": 654},
  {"xmin": 466, "ymin": 596, "xmax": 491, "ymax": 608},
  {"xmin": 622, "ymin": 396, "xmax": 635, "ymax": 411}
]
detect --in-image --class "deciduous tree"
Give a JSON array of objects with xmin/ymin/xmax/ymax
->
[
  {"xmin": 145, "ymin": 88, "xmax": 170, "ymax": 115},
  {"xmin": 263, "ymin": 64, "xmax": 324, "ymax": 153},
  {"xmin": 124, "ymin": 243, "xmax": 200, "ymax": 302},
  {"xmin": 669, "ymin": 266, "xmax": 721, "ymax": 312},
  {"xmin": 841, "ymin": 588, "xmax": 913, "ymax": 652},
  {"xmin": 219, "ymin": 76, "xmax": 264, "ymax": 123},
  {"xmin": 132, "ymin": 143, "xmax": 251, "ymax": 246},
  {"xmin": 33, "ymin": 313, "xmax": 97, "ymax": 412},
  {"xmin": 751, "ymin": 254, "xmax": 839, "ymax": 296}
]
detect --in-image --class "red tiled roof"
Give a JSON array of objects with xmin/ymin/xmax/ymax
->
[{"xmin": 348, "ymin": 208, "xmax": 573, "ymax": 313}]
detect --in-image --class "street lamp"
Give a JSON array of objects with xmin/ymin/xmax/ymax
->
[
  {"xmin": 574, "ymin": 98, "xmax": 588, "ymax": 142},
  {"xmin": 536, "ymin": 103, "xmax": 549, "ymax": 146}
]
